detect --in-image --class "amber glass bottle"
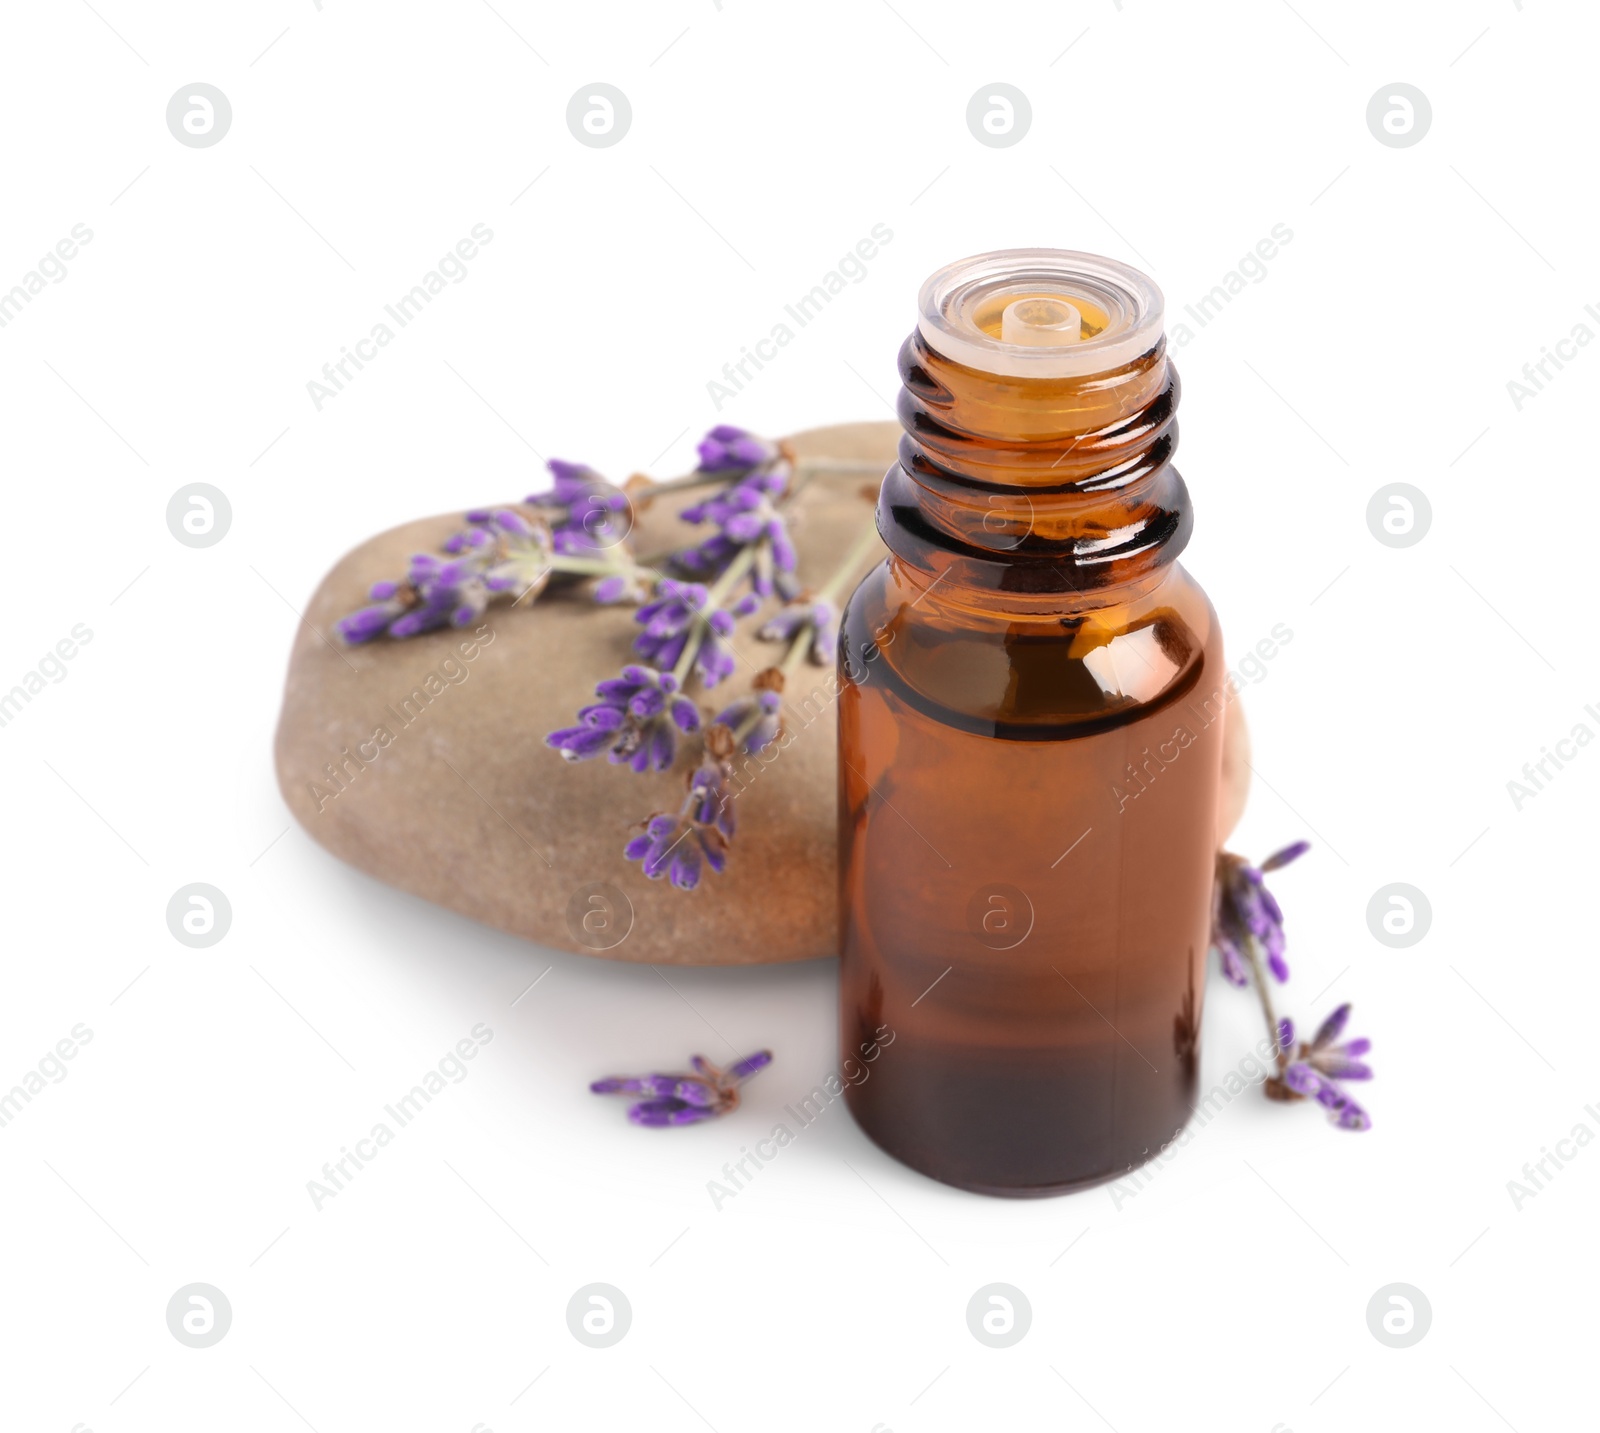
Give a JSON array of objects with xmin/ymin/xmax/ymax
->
[{"xmin": 837, "ymin": 250, "xmax": 1224, "ymax": 1196}]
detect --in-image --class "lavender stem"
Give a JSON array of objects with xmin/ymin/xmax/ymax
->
[
  {"xmin": 669, "ymin": 543, "xmax": 760, "ymax": 688},
  {"xmin": 1243, "ymin": 935, "xmax": 1288, "ymax": 1070}
]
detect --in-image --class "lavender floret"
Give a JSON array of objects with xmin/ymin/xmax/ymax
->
[
  {"xmin": 624, "ymin": 755, "xmax": 735, "ymax": 890},
  {"xmin": 632, "ymin": 581, "xmax": 739, "ymax": 687},
  {"xmin": 1282, "ymin": 1003, "xmax": 1373, "ymax": 1131},
  {"xmin": 531, "ymin": 459, "xmax": 633, "ymax": 555},
  {"xmin": 546, "ymin": 666, "xmax": 700, "ymax": 774},
  {"xmin": 592, "ymin": 1047, "xmax": 773, "ymax": 1127},
  {"xmin": 713, "ymin": 690, "xmax": 783, "ymax": 754},
  {"xmin": 1211, "ymin": 841, "xmax": 1308, "ymax": 986},
  {"xmin": 677, "ymin": 433, "xmax": 799, "ymax": 601},
  {"xmin": 695, "ymin": 425, "xmax": 780, "ymax": 474},
  {"xmin": 337, "ymin": 507, "xmax": 556, "ymax": 642}
]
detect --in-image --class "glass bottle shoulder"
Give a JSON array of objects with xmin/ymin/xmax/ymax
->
[{"xmin": 840, "ymin": 558, "xmax": 1220, "ymax": 740}]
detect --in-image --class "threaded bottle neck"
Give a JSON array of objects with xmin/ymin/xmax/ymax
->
[{"xmin": 879, "ymin": 325, "xmax": 1189, "ymax": 610}]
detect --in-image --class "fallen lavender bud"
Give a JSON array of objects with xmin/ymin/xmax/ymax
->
[
  {"xmin": 591, "ymin": 1048, "xmax": 773, "ymax": 1126},
  {"xmin": 704, "ymin": 1051, "xmax": 773, "ymax": 1080},
  {"xmin": 628, "ymin": 1099, "xmax": 721, "ymax": 1128}
]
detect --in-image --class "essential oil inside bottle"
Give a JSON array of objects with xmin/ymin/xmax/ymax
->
[{"xmin": 837, "ymin": 249, "xmax": 1224, "ymax": 1196}]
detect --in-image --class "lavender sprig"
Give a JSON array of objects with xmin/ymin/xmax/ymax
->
[
  {"xmin": 546, "ymin": 665, "xmax": 701, "ymax": 772},
  {"xmin": 544, "ymin": 535, "xmax": 762, "ymax": 793},
  {"xmin": 539, "ymin": 459, "xmax": 633, "ymax": 557},
  {"xmin": 757, "ymin": 598, "xmax": 838, "ymax": 667},
  {"xmin": 1213, "ymin": 840, "xmax": 1375, "ymax": 1131},
  {"xmin": 1212, "ymin": 840, "xmax": 1308, "ymax": 985},
  {"xmin": 634, "ymin": 579, "xmax": 739, "ymax": 686},
  {"xmin": 712, "ymin": 690, "xmax": 783, "ymax": 754},
  {"xmin": 339, "ymin": 425, "xmax": 881, "ymax": 893},
  {"xmin": 704, "ymin": 520, "xmax": 883, "ymax": 760},
  {"xmin": 695, "ymin": 425, "xmax": 782, "ymax": 474},
  {"xmin": 676, "ymin": 431, "xmax": 800, "ymax": 602},
  {"xmin": 624, "ymin": 743, "xmax": 737, "ymax": 889},
  {"xmin": 591, "ymin": 1049, "xmax": 772, "ymax": 1126},
  {"xmin": 338, "ymin": 501, "xmax": 643, "ymax": 643}
]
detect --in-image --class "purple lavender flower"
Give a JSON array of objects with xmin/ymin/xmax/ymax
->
[
  {"xmin": 675, "ymin": 430, "xmax": 799, "ymax": 600},
  {"xmin": 591, "ymin": 1048, "xmax": 773, "ymax": 1126},
  {"xmin": 713, "ymin": 689, "xmax": 783, "ymax": 754},
  {"xmin": 679, "ymin": 474, "xmax": 799, "ymax": 599},
  {"xmin": 632, "ymin": 580, "xmax": 739, "ymax": 686},
  {"xmin": 695, "ymin": 425, "xmax": 781, "ymax": 474},
  {"xmin": 546, "ymin": 665, "xmax": 701, "ymax": 773},
  {"xmin": 633, "ymin": 580, "xmax": 705, "ymax": 667},
  {"xmin": 705, "ymin": 1051, "xmax": 773, "ymax": 1081},
  {"xmin": 624, "ymin": 1099, "xmax": 720, "ymax": 1128},
  {"xmin": 1282, "ymin": 1004, "xmax": 1372, "ymax": 1130},
  {"xmin": 624, "ymin": 755, "xmax": 736, "ymax": 889},
  {"xmin": 1211, "ymin": 841, "xmax": 1309, "ymax": 986},
  {"xmin": 757, "ymin": 598, "xmax": 837, "ymax": 666},
  {"xmin": 336, "ymin": 581, "xmax": 413, "ymax": 644},
  {"xmin": 531, "ymin": 459, "xmax": 633, "ymax": 555},
  {"xmin": 476, "ymin": 508, "xmax": 555, "ymax": 599},
  {"xmin": 388, "ymin": 553, "xmax": 490, "ymax": 637},
  {"xmin": 337, "ymin": 508, "xmax": 558, "ymax": 642}
]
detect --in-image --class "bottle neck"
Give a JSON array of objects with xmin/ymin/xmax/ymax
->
[{"xmin": 879, "ymin": 330, "xmax": 1189, "ymax": 616}]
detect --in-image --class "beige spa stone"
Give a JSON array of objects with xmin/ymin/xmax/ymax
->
[{"xmin": 274, "ymin": 421, "xmax": 1248, "ymax": 964}]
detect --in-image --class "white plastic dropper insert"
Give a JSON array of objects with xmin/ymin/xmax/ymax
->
[
  {"xmin": 1000, "ymin": 296, "xmax": 1084, "ymax": 347},
  {"xmin": 917, "ymin": 248, "xmax": 1164, "ymax": 379}
]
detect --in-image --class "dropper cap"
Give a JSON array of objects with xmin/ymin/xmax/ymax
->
[{"xmin": 917, "ymin": 249, "xmax": 1164, "ymax": 378}]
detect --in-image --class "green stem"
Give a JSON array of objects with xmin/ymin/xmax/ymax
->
[
  {"xmin": 766, "ymin": 516, "xmax": 881, "ymax": 684},
  {"xmin": 730, "ymin": 704, "xmax": 768, "ymax": 746},
  {"xmin": 546, "ymin": 555, "xmax": 650, "ymax": 577},
  {"xmin": 670, "ymin": 544, "xmax": 760, "ymax": 687},
  {"xmin": 1244, "ymin": 936, "xmax": 1288, "ymax": 1072},
  {"xmin": 633, "ymin": 470, "xmax": 726, "ymax": 498},
  {"xmin": 773, "ymin": 625, "xmax": 813, "ymax": 684}
]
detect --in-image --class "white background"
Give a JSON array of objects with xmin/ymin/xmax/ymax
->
[{"xmin": 1, "ymin": 2, "xmax": 1594, "ymax": 1430}]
